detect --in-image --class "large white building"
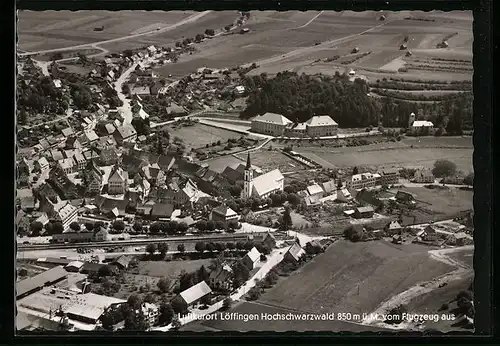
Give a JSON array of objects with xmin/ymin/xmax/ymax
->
[
  {"xmin": 251, "ymin": 112, "xmax": 293, "ymax": 136},
  {"xmin": 41, "ymin": 197, "xmax": 79, "ymax": 231},
  {"xmin": 241, "ymin": 153, "xmax": 284, "ymax": 199},
  {"xmin": 107, "ymin": 165, "xmax": 128, "ymax": 195},
  {"xmin": 251, "ymin": 113, "xmax": 338, "ymax": 138}
]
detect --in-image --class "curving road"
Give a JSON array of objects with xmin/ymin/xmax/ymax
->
[{"xmin": 18, "ymin": 11, "xmax": 212, "ymax": 57}]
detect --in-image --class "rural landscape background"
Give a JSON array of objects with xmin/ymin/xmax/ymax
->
[{"xmin": 16, "ymin": 10, "xmax": 474, "ymax": 334}]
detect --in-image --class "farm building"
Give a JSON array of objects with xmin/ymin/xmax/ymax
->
[
  {"xmin": 208, "ymin": 263, "xmax": 233, "ymax": 290},
  {"xmin": 354, "ymin": 206, "xmax": 375, "ymax": 219},
  {"xmin": 283, "ymin": 243, "xmax": 305, "ymax": 264},
  {"xmin": 251, "ymin": 112, "xmax": 293, "ymax": 136},
  {"xmin": 385, "ymin": 221, "xmax": 403, "ymax": 235},
  {"xmin": 111, "ymin": 255, "xmax": 133, "ymax": 270},
  {"xmin": 210, "ymin": 205, "xmax": 240, "ymax": 222},
  {"xmin": 178, "ymin": 281, "xmax": 212, "ymax": 307},
  {"xmin": 65, "ymin": 261, "xmax": 84, "ymax": 272},
  {"xmin": 65, "ymin": 292, "xmax": 127, "ymax": 325},
  {"xmin": 16, "ymin": 266, "xmax": 68, "ymax": 300},
  {"xmin": 412, "ymin": 169, "xmax": 435, "ymax": 183},
  {"xmin": 242, "ymin": 247, "xmax": 261, "ymax": 270},
  {"xmin": 450, "ymin": 232, "xmax": 473, "ymax": 246}
]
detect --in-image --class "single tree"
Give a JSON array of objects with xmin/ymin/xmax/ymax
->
[
  {"xmin": 146, "ymin": 243, "xmax": 157, "ymax": 256},
  {"xmin": 222, "ymin": 296, "xmax": 233, "ymax": 310},
  {"xmin": 30, "ymin": 221, "xmax": 44, "ymax": 236},
  {"xmin": 432, "ymin": 160, "xmax": 457, "ymax": 178},
  {"xmin": 157, "ymin": 243, "xmax": 169, "ymax": 256},
  {"xmin": 112, "ymin": 220, "xmax": 126, "ymax": 232},
  {"xmin": 158, "ymin": 302, "xmax": 174, "ymax": 325},
  {"xmin": 170, "ymin": 296, "xmax": 188, "ymax": 315},
  {"xmin": 127, "ymin": 294, "xmax": 142, "ymax": 310},
  {"xmin": 132, "ymin": 222, "xmax": 143, "ymax": 233},
  {"xmin": 170, "ymin": 316, "xmax": 182, "ymax": 330},
  {"xmin": 177, "ymin": 244, "xmax": 186, "ymax": 253},
  {"xmin": 195, "ymin": 241, "xmax": 206, "ymax": 253},
  {"xmin": 157, "ymin": 277, "xmax": 171, "ymax": 293},
  {"xmin": 353, "ymin": 166, "xmax": 359, "ymax": 175},
  {"xmin": 69, "ymin": 222, "xmax": 80, "ymax": 232},
  {"xmin": 98, "ymin": 265, "xmax": 113, "ymax": 277},
  {"xmin": 279, "ymin": 207, "xmax": 293, "ymax": 232}
]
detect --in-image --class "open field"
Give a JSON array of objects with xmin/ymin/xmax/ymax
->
[
  {"xmin": 183, "ymin": 300, "xmax": 389, "ymax": 332},
  {"xmin": 394, "ymin": 186, "xmax": 473, "ymax": 215},
  {"xmin": 294, "ymin": 136, "xmax": 472, "ymax": 172},
  {"xmin": 446, "ymin": 248, "xmax": 473, "ymax": 268},
  {"xmin": 405, "ymin": 274, "xmax": 474, "ymax": 332},
  {"xmin": 18, "ymin": 11, "xmax": 193, "ymax": 51},
  {"xmin": 166, "ymin": 124, "xmax": 241, "ymax": 149},
  {"xmin": 202, "ymin": 155, "xmax": 246, "ymax": 173},
  {"xmin": 235, "ymin": 150, "xmax": 305, "ymax": 173},
  {"xmin": 135, "ymin": 259, "xmax": 213, "ymax": 278},
  {"xmin": 258, "ymin": 240, "xmax": 454, "ymax": 316}
]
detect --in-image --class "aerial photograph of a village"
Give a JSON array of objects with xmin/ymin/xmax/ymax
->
[{"xmin": 15, "ymin": 10, "xmax": 474, "ymax": 333}]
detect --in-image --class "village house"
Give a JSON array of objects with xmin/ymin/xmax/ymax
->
[
  {"xmin": 150, "ymin": 203, "xmax": 174, "ymax": 221},
  {"xmin": 113, "ymin": 125, "xmax": 137, "ymax": 144},
  {"xmin": 58, "ymin": 158, "xmax": 75, "ymax": 175},
  {"xmin": 377, "ymin": 169, "xmax": 400, "ymax": 186},
  {"xmin": 283, "ymin": 243, "xmax": 305, "ymax": 264},
  {"xmin": 141, "ymin": 302, "xmax": 160, "ymax": 327},
  {"xmin": 210, "ymin": 205, "xmax": 240, "ymax": 222},
  {"xmin": 410, "ymin": 120, "xmax": 434, "ymax": 133},
  {"xmin": 35, "ymin": 157, "xmax": 50, "ymax": 172},
  {"xmin": 79, "ymin": 130, "xmax": 99, "ymax": 146},
  {"xmin": 442, "ymin": 173, "xmax": 466, "ymax": 185},
  {"xmin": 65, "ymin": 136, "xmax": 83, "ymax": 150},
  {"xmin": 347, "ymin": 173, "xmax": 379, "ymax": 190},
  {"xmin": 208, "ymin": 263, "xmax": 233, "ymax": 290},
  {"xmin": 242, "ymin": 247, "xmax": 261, "ymax": 270},
  {"xmin": 50, "ymin": 149, "xmax": 65, "ymax": 162},
  {"xmin": 130, "ymin": 86, "xmax": 151, "ymax": 97},
  {"xmin": 99, "ymin": 148, "xmax": 119, "ymax": 166},
  {"xmin": 73, "ymin": 151, "xmax": 87, "ymax": 171},
  {"xmin": 61, "ymin": 127, "xmax": 74, "ymax": 138},
  {"xmin": 111, "ymin": 255, "xmax": 133, "ymax": 270},
  {"xmin": 107, "ymin": 165, "xmax": 128, "ymax": 195},
  {"xmin": 95, "ymin": 135, "xmax": 117, "ymax": 151},
  {"xmin": 177, "ymin": 281, "xmax": 212, "ymax": 308},
  {"xmin": 166, "ymin": 103, "xmax": 188, "ymax": 117},
  {"xmin": 412, "ymin": 168, "xmax": 435, "ymax": 183},
  {"xmin": 83, "ymin": 148, "xmax": 100, "ymax": 162},
  {"xmin": 65, "ymin": 261, "xmax": 84, "ymax": 273},
  {"xmin": 354, "ymin": 206, "xmax": 375, "ymax": 219},
  {"xmin": 85, "ymin": 160, "xmax": 103, "ymax": 195},
  {"xmin": 306, "ymin": 183, "xmax": 325, "ymax": 199},
  {"xmin": 262, "ymin": 232, "xmax": 277, "ymax": 249},
  {"xmin": 41, "ymin": 197, "xmax": 79, "ymax": 231},
  {"xmin": 385, "ymin": 220, "xmax": 403, "ymax": 235},
  {"xmin": 96, "ymin": 122, "xmax": 116, "ymax": 136}
]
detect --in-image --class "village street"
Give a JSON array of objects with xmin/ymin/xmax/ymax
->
[{"xmin": 151, "ymin": 245, "xmax": 290, "ymax": 331}]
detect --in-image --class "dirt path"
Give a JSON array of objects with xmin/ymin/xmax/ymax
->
[{"xmin": 360, "ymin": 245, "xmax": 473, "ymax": 330}]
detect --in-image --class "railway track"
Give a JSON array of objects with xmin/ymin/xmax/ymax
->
[{"xmin": 17, "ymin": 233, "xmax": 268, "ymax": 251}]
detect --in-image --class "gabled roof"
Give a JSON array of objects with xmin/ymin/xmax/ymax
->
[
  {"xmin": 61, "ymin": 127, "xmax": 74, "ymax": 137},
  {"xmin": 245, "ymin": 247, "xmax": 261, "ymax": 263},
  {"xmin": 356, "ymin": 206, "xmax": 374, "ymax": 213},
  {"xmin": 306, "ymin": 183, "xmax": 324, "ymax": 196},
  {"xmin": 16, "ymin": 266, "xmax": 67, "ymax": 298},
  {"xmin": 411, "ymin": 120, "xmax": 434, "ymax": 127},
  {"xmin": 151, "ymin": 203, "xmax": 174, "ymax": 218},
  {"xmin": 51, "ymin": 149, "xmax": 64, "ymax": 161},
  {"xmin": 115, "ymin": 125, "xmax": 137, "ymax": 139},
  {"xmin": 305, "ymin": 115, "xmax": 338, "ymax": 127},
  {"xmin": 322, "ymin": 180, "xmax": 337, "ymax": 194},
  {"xmin": 179, "ymin": 281, "xmax": 212, "ymax": 305},
  {"xmin": 212, "ymin": 205, "xmax": 237, "ymax": 217},
  {"xmin": 285, "ymin": 243, "xmax": 304, "ymax": 262},
  {"xmin": 252, "ymin": 112, "xmax": 293, "ymax": 126},
  {"xmin": 222, "ymin": 166, "xmax": 242, "ymax": 183},
  {"xmin": 252, "ymin": 169, "xmax": 284, "ymax": 197},
  {"xmin": 108, "ymin": 165, "xmax": 127, "ymax": 183}
]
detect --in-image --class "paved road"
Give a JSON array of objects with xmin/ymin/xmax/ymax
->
[{"xmin": 18, "ymin": 11, "xmax": 212, "ymax": 56}]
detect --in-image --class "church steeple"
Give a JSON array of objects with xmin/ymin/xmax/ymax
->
[
  {"xmin": 242, "ymin": 152, "xmax": 253, "ymax": 199},
  {"xmin": 246, "ymin": 152, "xmax": 251, "ymax": 169}
]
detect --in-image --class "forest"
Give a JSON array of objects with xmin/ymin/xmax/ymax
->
[{"xmin": 239, "ymin": 71, "xmax": 473, "ymax": 131}]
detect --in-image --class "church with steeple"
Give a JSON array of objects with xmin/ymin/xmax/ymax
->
[{"xmin": 240, "ymin": 152, "xmax": 285, "ymax": 199}]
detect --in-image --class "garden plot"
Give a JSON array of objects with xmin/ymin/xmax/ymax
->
[{"xmin": 167, "ymin": 124, "xmax": 241, "ymax": 149}]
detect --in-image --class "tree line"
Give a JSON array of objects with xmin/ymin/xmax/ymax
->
[{"xmin": 238, "ymin": 71, "xmax": 473, "ymax": 132}]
